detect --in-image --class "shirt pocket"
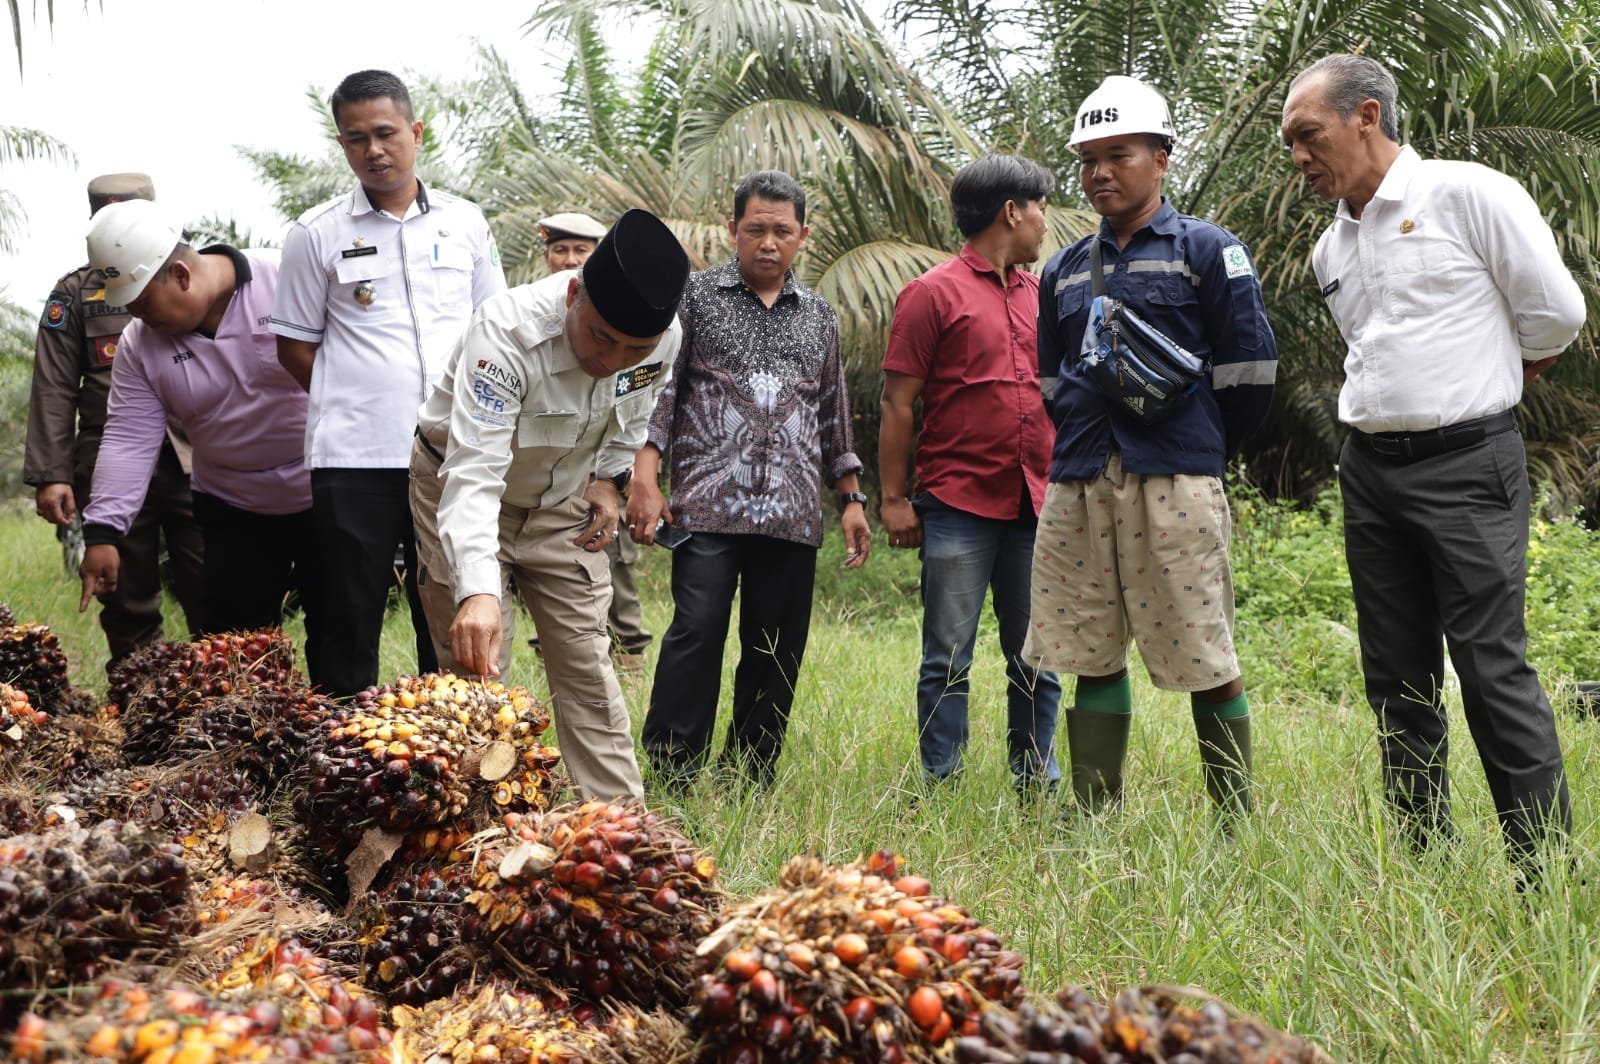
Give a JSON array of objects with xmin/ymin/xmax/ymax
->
[
  {"xmin": 430, "ymin": 243, "xmax": 476, "ymax": 307},
  {"xmin": 333, "ymin": 252, "xmax": 400, "ymax": 322},
  {"xmin": 517, "ymin": 409, "xmax": 581, "ymax": 449},
  {"xmin": 1140, "ymin": 274, "xmax": 1200, "ymax": 312},
  {"xmin": 1383, "ymin": 228, "xmax": 1460, "ymax": 320},
  {"xmin": 610, "ymin": 388, "xmax": 657, "ymax": 433}
]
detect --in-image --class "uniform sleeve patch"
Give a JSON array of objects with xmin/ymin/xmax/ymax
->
[
  {"xmin": 43, "ymin": 300, "xmax": 68, "ymax": 329},
  {"xmin": 1222, "ymin": 245, "xmax": 1253, "ymax": 279}
]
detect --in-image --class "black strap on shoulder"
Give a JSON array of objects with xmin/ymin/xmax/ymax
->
[{"xmin": 1089, "ymin": 238, "xmax": 1107, "ymax": 298}]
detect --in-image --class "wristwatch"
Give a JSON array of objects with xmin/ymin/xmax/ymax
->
[
  {"xmin": 607, "ymin": 469, "xmax": 633, "ymax": 494},
  {"xmin": 838, "ymin": 491, "xmax": 869, "ymax": 510}
]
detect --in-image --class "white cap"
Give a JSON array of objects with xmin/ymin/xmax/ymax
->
[
  {"xmin": 538, "ymin": 212, "xmax": 607, "ymax": 241},
  {"xmin": 1068, "ymin": 75, "xmax": 1176, "ymax": 149},
  {"xmin": 86, "ymin": 199, "xmax": 186, "ymax": 307}
]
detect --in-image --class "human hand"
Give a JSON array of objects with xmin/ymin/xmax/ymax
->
[
  {"xmin": 575, "ymin": 479, "xmax": 622, "ymax": 553},
  {"xmin": 78, "ymin": 544, "xmax": 120, "ymax": 612},
  {"xmin": 35, "ymin": 483, "xmax": 75, "ymax": 526},
  {"xmin": 625, "ymin": 479, "xmax": 671, "ymax": 547},
  {"xmin": 842, "ymin": 507, "xmax": 872, "ymax": 569},
  {"xmin": 449, "ymin": 594, "xmax": 504, "ymax": 677},
  {"xmin": 879, "ymin": 497, "xmax": 922, "ymax": 550},
  {"xmin": 1523, "ymin": 355, "xmax": 1559, "ymax": 385}
]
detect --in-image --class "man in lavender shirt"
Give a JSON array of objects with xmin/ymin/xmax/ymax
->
[{"xmin": 77, "ymin": 200, "xmax": 329, "ymax": 683}]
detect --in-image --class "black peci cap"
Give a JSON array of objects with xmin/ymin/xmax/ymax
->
[{"xmin": 581, "ymin": 208, "xmax": 690, "ymax": 339}]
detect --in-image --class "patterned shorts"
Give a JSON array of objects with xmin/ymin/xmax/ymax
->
[{"xmin": 1023, "ymin": 452, "xmax": 1240, "ymax": 691}]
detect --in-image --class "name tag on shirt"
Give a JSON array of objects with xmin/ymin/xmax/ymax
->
[
  {"xmin": 615, "ymin": 362, "xmax": 663, "ymax": 398},
  {"xmin": 1321, "ymin": 278, "xmax": 1340, "ymax": 297},
  {"xmin": 341, "ymin": 246, "xmax": 379, "ymax": 259}
]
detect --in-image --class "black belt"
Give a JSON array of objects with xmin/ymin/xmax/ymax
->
[
  {"xmin": 414, "ymin": 427, "xmax": 445, "ymax": 464},
  {"xmin": 1353, "ymin": 410, "xmax": 1516, "ymax": 461}
]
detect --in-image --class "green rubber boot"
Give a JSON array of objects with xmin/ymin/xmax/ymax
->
[
  {"xmin": 1194, "ymin": 713, "xmax": 1253, "ymax": 822},
  {"xmin": 1065, "ymin": 709, "xmax": 1131, "ymax": 814}
]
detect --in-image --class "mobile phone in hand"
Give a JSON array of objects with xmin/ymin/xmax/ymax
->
[{"xmin": 654, "ymin": 520, "xmax": 693, "ymax": 550}]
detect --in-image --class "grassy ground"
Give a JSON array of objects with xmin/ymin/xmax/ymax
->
[{"xmin": 3, "ymin": 496, "xmax": 1599, "ymax": 1062}]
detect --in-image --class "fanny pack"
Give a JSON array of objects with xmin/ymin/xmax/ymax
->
[{"xmin": 1079, "ymin": 240, "xmax": 1207, "ymax": 425}]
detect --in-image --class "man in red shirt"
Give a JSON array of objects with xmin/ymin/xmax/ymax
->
[{"xmin": 880, "ymin": 153, "xmax": 1062, "ymax": 795}]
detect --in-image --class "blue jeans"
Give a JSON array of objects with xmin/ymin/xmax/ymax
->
[{"xmin": 917, "ymin": 506, "xmax": 1062, "ymax": 786}]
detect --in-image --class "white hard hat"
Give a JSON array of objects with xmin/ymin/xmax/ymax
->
[
  {"xmin": 86, "ymin": 199, "xmax": 186, "ymax": 307},
  {"xmin": 1069, "ymin": 75, "xmax": 1176, "ymax": 149}
]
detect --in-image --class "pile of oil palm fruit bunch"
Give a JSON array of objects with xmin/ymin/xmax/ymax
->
[
  {"xmin": 296, "ymin": 673, "xmax": 564, "ymax": 875},
  {"xmin": 461, "ymin": 800, "xmax": 723, "ymax": 1008},
  {"xmin": 9, "ymin": 936, "xmax": 391, "ymax": 1061},
  {"xmin": 0, "ymin": 606, "xmax": 95, "ymax": 717},
  {"xmin": 686, "ymin": 852, "xmax": 1024, "ymax": 1063},
  {"xmin": 953, "ymin": 985, "xmax": 1334, "ymax": 1063},
  {"xmin": 0, "ymin": 596, "xmax": 1336, "ymax": 1063}
]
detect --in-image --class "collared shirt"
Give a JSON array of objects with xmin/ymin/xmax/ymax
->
[
  {"xmin": 269, "ymin": 181, "xmax": 506, "ymax": 469},
  {"xmin": 645, "ymin": 258, "xmax": 861, "ymax": 547},
  {"xmin": 1313, "ymin": 146, "xmax": 1585, "ymax": 432},
  {"xmin": 1038, "ymin": 199, "xmax": 1278, "ymax": 481},
  {"xmin": 423, "ymin": 272, "xmax": 682, "ymax": 602},
  {"xmin": 83, "ymin": 247, "xmax": 310, "ymax": 537},
  {"xmin": 883, "ymin": 244, "xmax": 1053, "ymax": 520},
  {"xmin": 25, "ymin": 265, "xmax": 191, "ymax": 487}
]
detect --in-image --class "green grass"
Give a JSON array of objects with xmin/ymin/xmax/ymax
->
[{"xmin": 4, "ymin": 496, "xmax": 1600, "ymax": 1061}]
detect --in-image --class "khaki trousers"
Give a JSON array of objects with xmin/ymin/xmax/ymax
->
[{"xmin": 409, "ymin": 438, "xmax": 644, "ymax": 802}]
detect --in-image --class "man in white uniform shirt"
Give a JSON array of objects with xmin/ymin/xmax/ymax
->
[
  {"xmin": 1281, "ymin": 54, "xmax": 1586, "ymax": 880},
  {"xmin": 411, "ymin": 208, "xmax": 689, "ymax": 801},
  {"xmin": 270, "ymin": 69, "xmax": 506, "ymax": 697}
]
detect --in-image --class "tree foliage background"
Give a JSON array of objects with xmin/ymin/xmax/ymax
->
[{"xmin": 12, "ymin": 0, "xmax": 1600, "ymax": 513}]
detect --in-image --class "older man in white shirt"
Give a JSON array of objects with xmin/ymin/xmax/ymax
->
[
  {"xmin": 1282, "ymin": 54, "xmax": 1586, "ymax": 880},
  {"xmin": 410, "ymin": 208, "xmax": 689, "ymax": 801}
]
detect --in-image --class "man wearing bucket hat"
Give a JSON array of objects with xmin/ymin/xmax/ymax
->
[
  {"xmin": 525, "ymin": 209, "xmax": 655, "ymax": 672},
  {"xmin": 75, "ymin": 200, "xmax": 332, "ymax": 686},
  {"xmin": 24, "ymin": 173, "xmax": 204, "ymax": 672},
  {"xmin": 1028, "ymin": 76, "xmax": 1278, "ymax": 825},
  {"xmin": 412, "ymin": 207, "xmax": 690, "ymax": 801}
]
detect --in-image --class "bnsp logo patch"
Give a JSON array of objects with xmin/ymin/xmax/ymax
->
[
  {"xmin": 615, "ymin": 362, "xmax": 663, "ymax": 398},
  {"xmin": 43, "ymin": 300, "xmax": 68, "ymax": 329}
]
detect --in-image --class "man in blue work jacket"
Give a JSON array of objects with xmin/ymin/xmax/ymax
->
[{"xmin": 1027, "ymin": 75, "xmax": 1278, "ymax": 825}]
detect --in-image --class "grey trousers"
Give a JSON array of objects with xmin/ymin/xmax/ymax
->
[{"xmin": 1339, "ymin": 428, "xmax": 1569, "ymax": 867}]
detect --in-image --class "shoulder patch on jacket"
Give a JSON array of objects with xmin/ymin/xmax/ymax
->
[{"xmin": 1222, "ymin": 245, "xmax": 1253, "ymax": 279}]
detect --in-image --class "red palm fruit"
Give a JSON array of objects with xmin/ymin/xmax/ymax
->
[
  {"xmin": 755, "ymin": 1011, "xmax": 793, "ymax": 1049},
  {"xmin": 833, "ymin": 933, "xmax": 869, "ymax": 966},
  {"xmin": 573, "ymin": 861, "xmax": 606, "ymax": 892},
  {"xmin": 723, "ymin": 949, "xmax": 761, "ymax": 981},
  {"xmin": 784, "ymin": 942, "xmax": 816, "ymax": 973},
  {"xmin": 908, "ymin": 985, "xmax": 944, "ymax": 1030},
  {"xmin": 894, "ymin": 874, "xmax": 932, "ymax": 897},
  {"xmin": 703, "ymin": 981, "xmax": 738, "ymax": 1020},
  {"xmin": 894, "ymin": 944, "xmax": 931, "ymax": 980},
  {"xmin": 843, "ymin": 996, "xmax": 877, "ymax": 1027},
  {"xmin": 748, "ymin": 968, "xmax": 780, "ymax": 1008}
]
